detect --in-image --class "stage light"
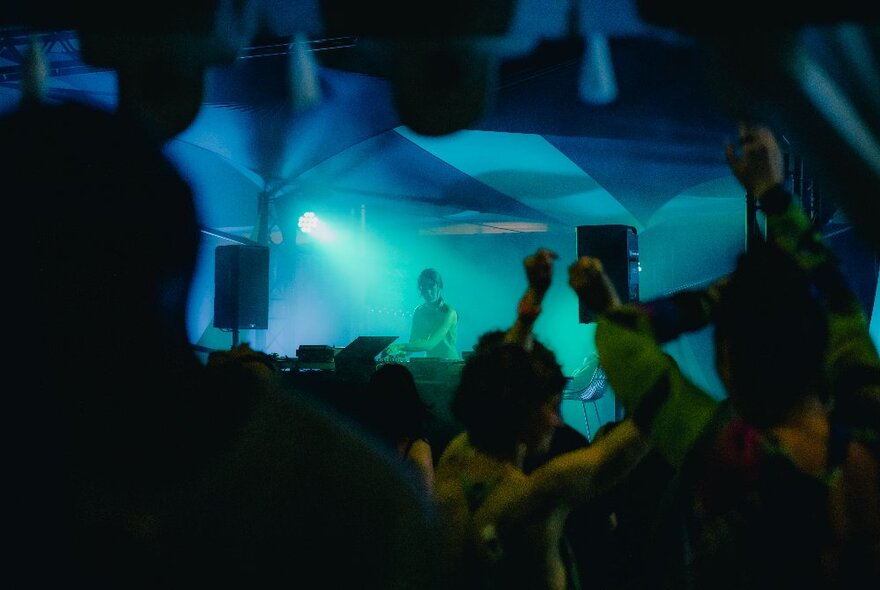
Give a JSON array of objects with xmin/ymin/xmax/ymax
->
[
  {"xmin": 298, "ymin": 211, "xmax": 319, "ymax": 233},
  {"xmin": 295, "ymin": 211, "xmax": 337, "ymax": 244}
]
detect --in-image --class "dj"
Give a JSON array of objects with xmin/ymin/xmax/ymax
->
[{"xmin": 384, "ymin": 268, "xmax": 459, "ymax": 360}]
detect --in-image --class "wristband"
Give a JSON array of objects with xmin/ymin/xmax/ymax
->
[{"xmin": 755, "ymin": 184, "xmax": 791, "ymax": 215}]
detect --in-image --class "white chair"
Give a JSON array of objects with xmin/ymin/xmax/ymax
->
[{"xmin": 562, "ymin": 353, "xmax": 609, "ymax": 441}]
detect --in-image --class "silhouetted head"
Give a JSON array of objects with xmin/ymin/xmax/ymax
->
[
  {"xmin": 453, "ymin": 330, "xmax": 567, "ymax": 458},
  {"xmin": 4, "ymin": 101, "xmax": 201, "ymax": 390},
  {"xmin": 366, "ymin": 363, "xmax": 433, "ymax": 449},
  {"xmin": 4, "ymin": 100, "xmax": 208, "ymax": 503},
  {"xmin": 713, "ymin": 241, "xmax": 830, "ymax": 428}
]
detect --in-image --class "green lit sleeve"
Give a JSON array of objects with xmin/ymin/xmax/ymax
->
[
  {"xmin": 763, "ymin": 185, "xmax": 880, "ymax": 432},
  {"xmin": 595, "ymin": 307, "xmax": 720, "ymax": 468}
]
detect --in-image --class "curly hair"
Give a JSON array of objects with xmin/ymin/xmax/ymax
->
[{"xmin": 452, "ymin": 330, "xmax": 566, "ymax": 457}]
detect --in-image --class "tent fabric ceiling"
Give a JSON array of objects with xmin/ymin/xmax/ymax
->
[
  {"xmin": 167, "ymin": 32, "xmax": 737, "ymax": 238},
  {"xmin": 4, "ymin": 7, "xmax": 876, "ymax": 244},
  {"xmin": 2, "ymin": 5, "xmax": 876, "ymax": 245},
  {"xmin": 295, "ymin": 129, "xmax": 559, "ymax": 223},
  {"xmin": 3, "ymin": 2, "xmax": 879, "ymax": 366},
  {"xmin": 0, "ymin": 12, "xmax": 744, "ymax": 245}
]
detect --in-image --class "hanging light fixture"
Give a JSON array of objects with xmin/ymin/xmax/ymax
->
[
  {"xmin": 288, "ymin": 31, "xmax": 322, "ymax": 111},
  {"xmin": 578, "ymin": 33, "xmax": 618, "ymax": 105},
  {"xmin": 21, "ymin": 34, "xmax": 47, "ymax": 104}
]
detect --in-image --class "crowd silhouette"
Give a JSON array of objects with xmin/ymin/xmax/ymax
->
[{"xmin": 4, "ymin": 9, "xmax": 878, "ymax": 590}]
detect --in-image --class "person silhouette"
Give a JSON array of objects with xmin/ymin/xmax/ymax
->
[
  {"xmin": 385, "ymin": 268, "xmax": 459, "ymax": 360},
  {"xmin": 4, "ymin": 18, "xmax": 446, "ymax": 587}
]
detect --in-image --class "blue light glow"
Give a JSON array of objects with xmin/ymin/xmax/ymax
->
[{"xmin": 298, "ymin": 211, "xmax": 319, "ymax": 233}]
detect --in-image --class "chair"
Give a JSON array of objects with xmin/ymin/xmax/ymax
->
[{"xmin": 562, "ymin": 354, "xmax": 608, "ymax": 441}]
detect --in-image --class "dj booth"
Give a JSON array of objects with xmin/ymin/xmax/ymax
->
[{"xmin": 277, "ymin": 337, "xmax": 465, "ymax": 463}]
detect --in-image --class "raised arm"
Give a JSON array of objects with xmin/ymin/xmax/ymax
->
[
  {"xmin": 724, "ymin": 121, "xmax": 785, "ymax": 201},
  {"xmin": 730, "ymin": 122, "xmax": 880, "ymax": 432},
  {"xmin": 529, "ymin": 418, "xmax": 649, "ymax": 506},
  {"xmin": 567, "ymin": 255, "xmax": 620, "ymax": 315},
  {"xmin": 570, "ymin": 256, "xmax": 719, "ymax": 468},
  {"xmin": 505, "ymin": 248, "xmax": 558, "ymax": 349},
  {"xmin": 569, "ymin": 248, "xmax": 724, "ymax": 344}
]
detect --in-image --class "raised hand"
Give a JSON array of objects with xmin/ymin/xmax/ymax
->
[
  {"xmin": 568, "ymin": 256, "xmax": 621, "ymax": 315},
  {"xmin": 724, "ymin": 122, "xmax": 785, "ymax": 199},
  {"xmin": 505, "ymin": 248, "xmax": 558, "ymax": 348},
  {"xmin": 524, "ymin": 247, "xmax": 558, "ymax": 296},
  {"xmin": 382, "ymin": 342, "xmax": 403, "ymax": 357}
]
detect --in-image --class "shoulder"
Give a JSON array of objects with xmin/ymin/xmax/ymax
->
[
  {"xmin": 410, "ymin": 437, "xmax": 433, "ymax": 452},
  {"xmin": 434, "ymin": 438, "xmax": 469, "ymax": 505},
  {"xmin": 405, "ymin": 437, "xmax": 433, "ymax": 461},
  {"xmin": 842, "ymin": 438, "xmax": 879, "ymax": 488},
  {"xmin": 438, "ymin": 432, "xmax": 470, "ymax": 466}
]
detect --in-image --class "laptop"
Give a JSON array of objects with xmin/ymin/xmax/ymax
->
[
  {"xmin": 335, "ymin": 336, "xmax": 398, "ymax": 362},
  {"xmin": 334, "ymin": 336, "xmax": 398, "ymax": 383}
]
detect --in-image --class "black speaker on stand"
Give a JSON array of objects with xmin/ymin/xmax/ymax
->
[
  {"xmin": 214, "ymin": 245, "xmax": 269, "ymax": 347},
  {"xmin": 576, "ymin": 224, "xmax": 639, "ymax": 323}
]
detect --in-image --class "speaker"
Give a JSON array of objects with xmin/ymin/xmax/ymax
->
[
  {"xmin": 576, "ymin": 224, "xmax": 639, "ymax": 323},
  {"xmin": 214, "ymin": 245, "xmax": 269, "ymax": 330}
]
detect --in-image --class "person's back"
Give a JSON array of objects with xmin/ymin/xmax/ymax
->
[
  {"xmin": 684, "ymin": 242, "xmax": 880, "ymax": 588},
  {"xmin": 682, "ymin": 409, "xmax": 878, "ymax": 588},
  {"xmin": 435, "ymin": 251, "xmax": 648, "ymax": 590},
  {"xmin": 551, "ymin": 421, "xmax": 676, "ymax": 590},
  {"xmin": 66, "ymin": 348, "xmax": 445, "ymax": 587},
  {"xmin": 576, "ymin": 123, "xmax": 880, "ymax": 588},
  {"xmin": 6, "ymin": 98, "xmax": 203, "ymax": 586},
  {"xmin": 436, "ymin": 431, "xmax": 574, "ymax": 589},
  {"xmin": 435, "ymin": 341, "xmax": 646, "ymax": 590},
  {"xmin": 5, "ymin": 100, "xmax": 446, "ymax": 588},
  {"xmin": 581, "ymin": 239, "xmax": 880, "ymax": 589}
]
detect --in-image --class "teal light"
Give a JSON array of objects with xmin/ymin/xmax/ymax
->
[
  {"xmin": 295, "ymin": 211, "xmax": 338, "ymax": 244},
  {"xmin": 298, "ymin": 211, "xmax": 319, "ymax": 233},
  {"xmin": 297, "ymin": 211, "xmax": 336, "ymax": 243}
]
